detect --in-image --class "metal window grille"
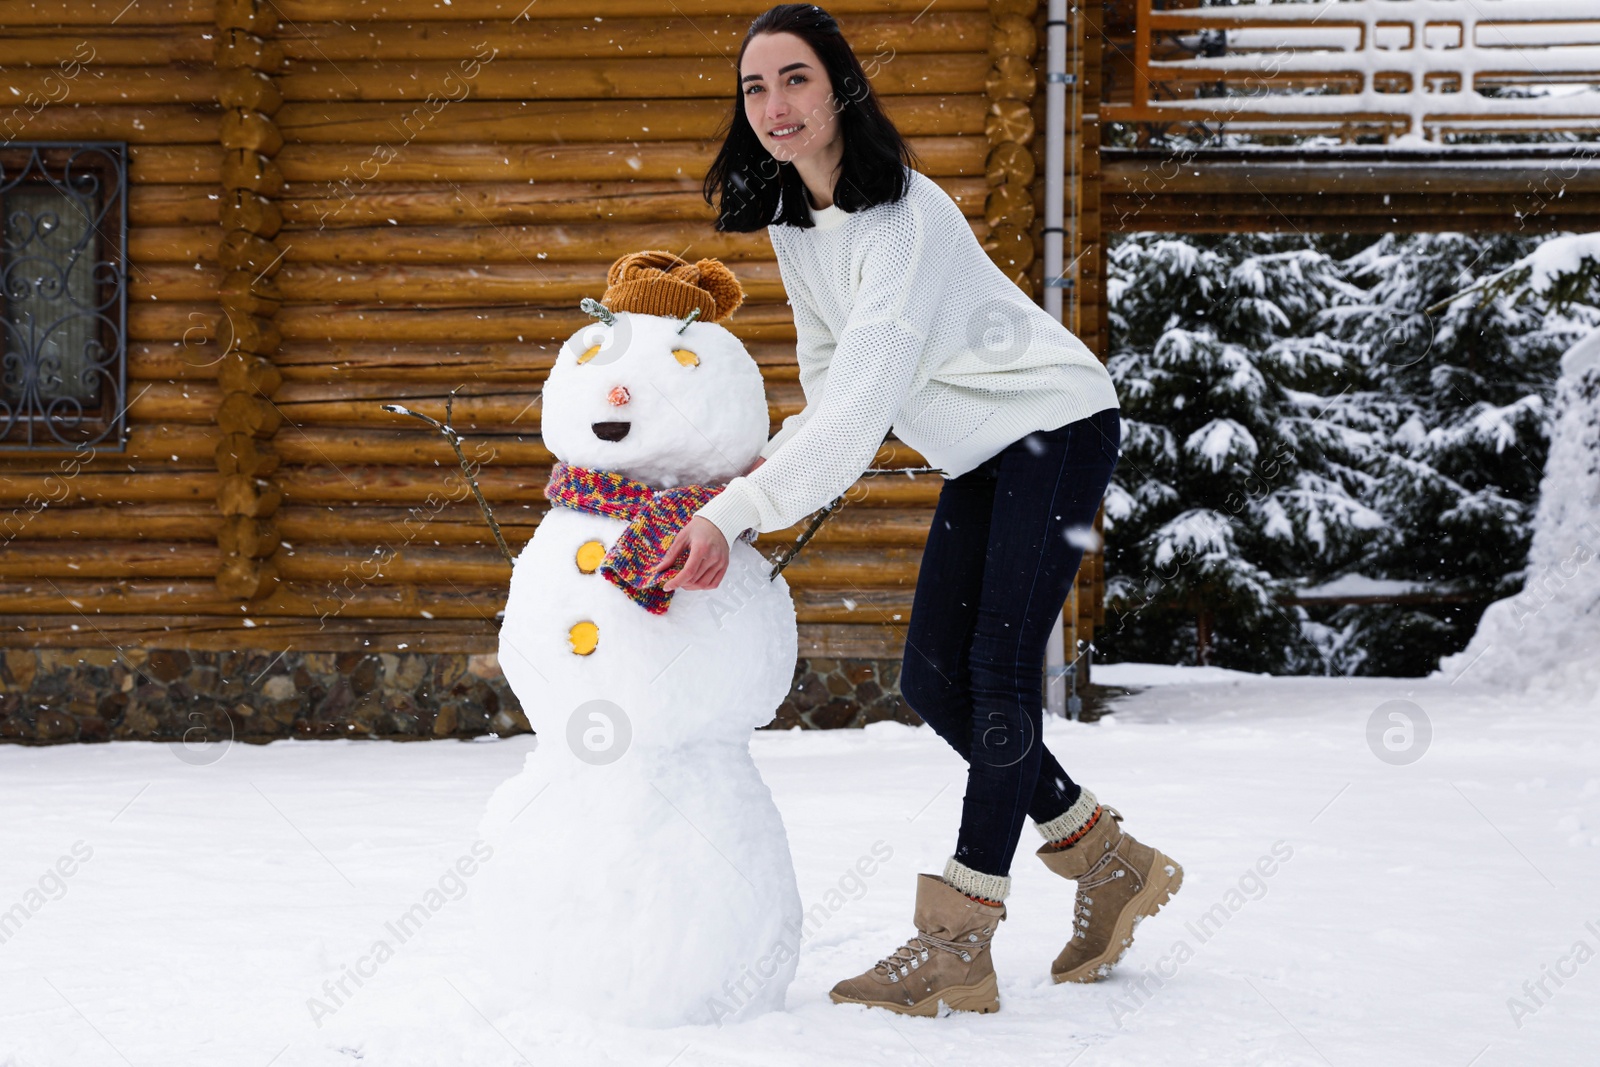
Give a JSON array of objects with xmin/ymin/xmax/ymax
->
[{"xmin": 0, "ymin": 142, "xmax": 127, "ymax": 451}]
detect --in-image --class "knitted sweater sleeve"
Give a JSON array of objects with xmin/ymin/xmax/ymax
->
[{"xmin": 695, "ymin": 204, "xmax": 944, "ymax": 543}]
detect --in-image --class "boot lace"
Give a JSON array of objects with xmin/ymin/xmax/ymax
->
[
  {"xmin": 1070, "ymin": 806, "xmax": 1144, "ymax": 941},
  {"xmin": 876, "ymin": 925, "xmax": 993, "ymax": 981}
]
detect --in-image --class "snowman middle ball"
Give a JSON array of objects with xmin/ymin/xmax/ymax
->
[{"xmin": 500, "ymin": 308, "xmax": 798, "ymax": 752}]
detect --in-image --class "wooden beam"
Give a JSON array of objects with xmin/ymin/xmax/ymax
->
[
  {"xmin": 0, "ymin": 613, "xmax": 912, "ymax": 657},
  {"xmin": 270, "ymin": 13, "xmax": 991, "ymax": 63},
  {"xmin": 270, "ymin": 1, "xmax": 990, "ymax": 22},
  {"xmin": 1102, "ymin": 147, "xmax": 1600, "ymax": 234}
]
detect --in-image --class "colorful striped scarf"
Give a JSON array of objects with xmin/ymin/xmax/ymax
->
[{"xmin": 544, "ymin": 461, "xmax": 729, "ymax": 615}]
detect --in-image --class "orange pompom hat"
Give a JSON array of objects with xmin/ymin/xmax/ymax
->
[{"xmin": 600, "ymin": 250, "xmax": 745, "ymax": 324}]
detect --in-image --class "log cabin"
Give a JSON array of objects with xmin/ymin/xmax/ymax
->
[
  {"xmin": 0, "ymin": 0, "xmax": 1077, "ymax": 743},
  {"xmin": 0, "ymin": 0, "xmax": 1595, "ymax": 744}
]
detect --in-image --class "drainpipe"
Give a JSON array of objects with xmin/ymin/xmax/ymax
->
[{"xmin": 1043, "ymin": 0, "xmax": 1077, "ymax": 719}]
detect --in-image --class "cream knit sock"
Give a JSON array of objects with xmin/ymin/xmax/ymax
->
[
  {"xmin": 941, "ymin": 856, "xmax": 1010, "ymax": 904},
  {"xmin": 1035, "ymin": 787, "xmax": 1101, "ymax": 848}
]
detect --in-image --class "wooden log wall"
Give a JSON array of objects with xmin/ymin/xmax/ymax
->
[
  {"xmin": 1060, "ymin": 0, "xmax": 1109, "ymax": 677},
  {"xmin": 215, "ymin": 0, "xmax": 288, "ymax": 600},
  {"xmin": 0, "ymin": 0, "xmax": 235, "ymax": 648},
  {"xmin": 0, "ymin": 0, "xmax": 1107, "ymax": 663}
]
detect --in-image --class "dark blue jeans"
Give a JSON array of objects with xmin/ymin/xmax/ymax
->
[{"xmin": 899, "ymin": 406, "xmax": 1121, "ymax": 878}]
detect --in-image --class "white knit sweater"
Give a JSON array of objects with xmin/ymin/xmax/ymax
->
[{"xmin": 694, "ymin": 164, "xmax": 1120, "ymax": 544}]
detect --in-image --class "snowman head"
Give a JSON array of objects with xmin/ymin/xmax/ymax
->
[{"xmin": 540, "ymin": 252, "xmax": 769, "ymax": 488}]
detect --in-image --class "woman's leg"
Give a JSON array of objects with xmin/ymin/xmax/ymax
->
[
  {"xmin": 898, "ymin": 462, "xmax": 991, "ymax": 749},
  {"xmin": 900, "ymin": 410, "xmax": 1120, "ymax": 859},
  {"xmin": 827, "ymin": 409, "xmax": 1123, "ymax": 1014},
  {"xmin": 900, "ymin": 473, "xmax": 1084, "ymax": 828},
  {"xmin": 949, "ymin": 407, "xmax": 1121, "ymax": 880}
]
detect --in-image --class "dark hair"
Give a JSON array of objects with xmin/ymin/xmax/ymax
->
[{"xmin": 701, "ymin": 3, "xmax": 923, "ymax": 233}]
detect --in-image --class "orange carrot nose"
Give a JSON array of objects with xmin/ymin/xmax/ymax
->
[{"xmin": 607, "ymin": 385, "xmax": 630, "ymax": 407}]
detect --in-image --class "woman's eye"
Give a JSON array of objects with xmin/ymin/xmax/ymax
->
[{"xmin": 744, "ymin": 76, "xmax": 804, "ymax": 94}]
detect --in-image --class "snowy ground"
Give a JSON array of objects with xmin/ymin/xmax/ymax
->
[{"xmin": 1, "ymin": 665, "xmax": 1596, "ymax": 1066}]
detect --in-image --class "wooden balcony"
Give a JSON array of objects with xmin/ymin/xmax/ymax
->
[{"xmin": 1102, "ymin": 0, "xmax": 1600, "ymax": 142}]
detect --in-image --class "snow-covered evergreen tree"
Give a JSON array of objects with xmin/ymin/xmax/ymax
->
[
  {"xmin": 1098, "ymin": 230, "xmax": 1598, "ymax": 676},
  {"xmin": 1099, "ymin": 233, "xmax": 1383, "ymax": 672},
  {"xmin": 1312, "ymin": 233, "xmax": 1596, "ymax": 674}
]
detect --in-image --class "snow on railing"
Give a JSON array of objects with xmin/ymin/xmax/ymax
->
[{"xmin": 1105, "ymin": 0, "xmax": 1600, "ymax": 143}]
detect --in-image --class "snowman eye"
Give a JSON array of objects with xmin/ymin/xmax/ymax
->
[
  {"xmin": 577, "ymin": 344, "xmax": 603, "ymax": 364},
  {"xmin": 671, "ymin": 348, "xmax": 699, "ymax": 368}
]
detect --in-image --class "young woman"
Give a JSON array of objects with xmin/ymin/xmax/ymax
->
[{"xmin": 649, "ymin": 3, "xmax": 1183, "ymax": 1017}]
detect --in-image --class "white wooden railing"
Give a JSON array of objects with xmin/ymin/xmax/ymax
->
[{"xmin": 1103, "ymin": 0, "xmax": 1600, "ymax": 141}]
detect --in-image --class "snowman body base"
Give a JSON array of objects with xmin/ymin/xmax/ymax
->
[{"xmin": 474, "ymin": 506, "xmax": 802, "ymax": 1028}]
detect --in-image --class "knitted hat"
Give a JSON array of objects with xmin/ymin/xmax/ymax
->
[{"xmin": 601, "ymin": 250, "xmax": 744, "ymax": 324}]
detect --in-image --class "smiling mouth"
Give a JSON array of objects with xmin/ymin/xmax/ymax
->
[
  {"xmin": 592, "ymin": 421, "xmax": 630, "ymax": 442},
  {"xmin": 771, "ymin": 123, "xmax": 804, "ymax": 139}
]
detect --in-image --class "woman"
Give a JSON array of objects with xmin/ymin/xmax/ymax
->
[{"xmin": 649, "ymin": 3, "xmax": 1183, "ymax": 1017}]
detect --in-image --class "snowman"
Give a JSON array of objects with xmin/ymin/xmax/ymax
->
[{"xmin": 469, "ymin": 251, "xmax": 804, "ymax": 1029}]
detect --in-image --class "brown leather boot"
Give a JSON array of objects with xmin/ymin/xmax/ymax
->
[
  {"xmin": 1036, "ymin": 805, "xmax": 1182, "ymax": 983},
  {"xmin": 828, "ymin": 873, "xmax": 1005, "ymax": 1016}
]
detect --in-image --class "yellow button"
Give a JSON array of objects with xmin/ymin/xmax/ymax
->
[
  {"xmin": 575, "ymin": 540, "xmax": 606, "ymax": 574},
  {"xmin": 568, "ymin": 621, "xmax": 599, "ymax": 656}
]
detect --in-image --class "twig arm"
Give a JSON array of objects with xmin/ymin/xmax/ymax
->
[
  {"xmin": 764, "ymin": 465, "xmax": 943, "ymax": 580},
  {"xmin": 381, "ymin": 400, "xmax": 516, "ymax": 569}
]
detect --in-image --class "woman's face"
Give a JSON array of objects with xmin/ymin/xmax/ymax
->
[{"xmin": 740, "ymin": 32, "xmax": 839, "ymax": 167}]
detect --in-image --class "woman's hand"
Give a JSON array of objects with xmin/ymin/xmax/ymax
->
[
  {"xmin": 648, "ymin": 457, "xmax": 762, "ymax": 592},
  {"xmin": 649, "ymin": 516, "xmax": 730, "ymax": 591}
]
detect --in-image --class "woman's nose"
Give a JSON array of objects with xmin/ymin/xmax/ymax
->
[{"xmin": 607, "ymin": 385, "xmax": 630, "ymax": 407}]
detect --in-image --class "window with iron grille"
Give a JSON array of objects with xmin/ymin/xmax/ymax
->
[{"xmin": 0, "ymin": 143, "xmax": 127, "ymax": 451}]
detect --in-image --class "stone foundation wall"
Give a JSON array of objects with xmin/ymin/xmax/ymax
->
[
  {"xmin": 773, "ymin": 657, "xmax": 922, "ymax": 729},
  {"xmin": 0, "ymin": 648, "xmax": 525, "ymax": 744},
  {"xmin": 0, "ymin": 649, "xmax": 920, "ymax": 744}
]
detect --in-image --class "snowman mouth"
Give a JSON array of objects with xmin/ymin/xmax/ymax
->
[{"xmin": 592, "ymin": 421, "xmax": 631, "ymax": 442}]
